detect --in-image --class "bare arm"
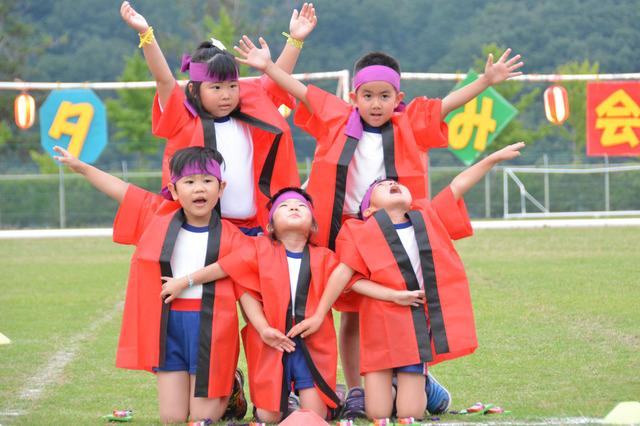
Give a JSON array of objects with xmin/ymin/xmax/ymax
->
[
  {"xmin": 235, "ymin": 36, "xmax": 312, "ymax": 112},
  {"xmin": 240, "ymin": 293, "xmax": 295, "ymax": 352},
  {"xmin": 120, "ymin": 1, "xmax": 175, "ymax": 107},
  {"xmin": 160, "ymin": 262, "xmax": 229, "ymax": 302},
  {"xmin": 286, "ymin": 262, "xmax": 354, "ymax": 338},
  {"xmin": 441, "ymin": 48, "xmax": 523, "ymax": 119},
  {"xmin": 53, "ymin": 146, "xmax": 127, "ymax": 203},
  {"xmin": 450, "ymin": 142, "xmax": 525, "ymax": 200},
  {"xmin": 273, "ymin": 3, "xmax": 317, "ymax": 74},
  {"xmin": 352, "ymin": 280, "xmax": 425, "ymax": 307}
]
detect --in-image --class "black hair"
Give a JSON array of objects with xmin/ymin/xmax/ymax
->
[
  {"xmin": 185, "ymin": 40, "xmax": 239, "ymax": 117},
  {"xmin": 353, "ymin": 51, "xmax": 401, "ymax": 75},
  {"xmin": 266, "ymin": 187, "xmax": 317, "ymax": 242},
  {"xmin": 169, "ymin": 146, "xmax": 225, "ymax": 177},
  {"xmin": 357, "ymin": 177, "xmax": 396, "ymax": 220}
]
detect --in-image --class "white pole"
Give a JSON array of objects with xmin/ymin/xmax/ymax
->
[
  {"xmin": 543, "ymin": 154, "xmax": 550, "ymax": 212},
  {"xmin": 503, "ymin": 169, "xmax": 509, "ymax": 218},
  {"xmin": 58, "ymin": 164, "xmax": 66, "ymax": 228},
  {"xmin": 484, "ymin": 169, "xmax": 491, "ymax": 218},
  {"xmin": 604, "ymin": 155, "xmax": 610, "ymax": 211}
]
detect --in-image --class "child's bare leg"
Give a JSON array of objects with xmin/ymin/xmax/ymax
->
[
  {"xmin": 364, "ymin": 369, "xmax": 393, "ymax": 419},
  {"xmin": 396, "ymin": 372, "xmax": 426, "ymax": 419},
  {"xmin": 339, "ymin": 312, "xmax": 361, "ymax": 389},
  {"xmin": 255, "ymin": 408, "xmax": 282, "ymax": 423},
  {"xmin": 188, "ymin": 375, "xmax": 230, "ymax": 422},
  {"xmin": 157, "ymin": 371, "xmax": 190, "ymax": 423},
  {"xmin": 299, "ymin": 387, "xmax": 328, "ymax": 419}
]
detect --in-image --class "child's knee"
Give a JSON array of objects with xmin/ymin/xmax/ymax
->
[
  {"xmin": 255, "ymin": 407, "xmax": 282, "ymax": 424},
  {"xmin": 159, "ymin": 412, "xmax": 188, "ymax": 424},
  {"xmin": 190, "ymin": 396, "xmax": 228, "ymax": 422}
]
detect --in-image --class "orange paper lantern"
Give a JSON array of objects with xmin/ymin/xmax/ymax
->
[
  {"xmin": 543, "ymin": 85, "xmax": 570, "ymax": 125},
  {"xmin": 14, "ymin": 92, "xmax": 36, "ymax": 129}
]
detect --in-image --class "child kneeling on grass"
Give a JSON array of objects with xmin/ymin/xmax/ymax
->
[
  {"xmin": 288, "ymin": 142, "xmax": 525, "ymax": 422},
  {"xmin": 54, "ymin": 145, "xmax": 247, "ymax": 424}
]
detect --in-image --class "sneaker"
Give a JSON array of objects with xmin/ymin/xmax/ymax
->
[
  {"xmin": 426, "ymin": 372, "xmax": 451, "ymax": 415},
  {"xmin": 340, "ymin": 386, "xmax": 366, "ymax": 419},
  {"xmin": 221, "ymin": 369, "xmax": 248, "ymax": 420}
]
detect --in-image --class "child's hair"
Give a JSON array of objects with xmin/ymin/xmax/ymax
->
[
  {"xmin": 353, "ymin": 51, "xmax": 401, "ymax": 75},
  {"xmin": 266, "ymin": 187, "xmax": 317, "ymax": 241},
  {"xmin": 185, "ymin": 40, "xmax": 239, "ymax": 116},
  {"xmin": 169, "ymin": 146, "xmax": 225, "ymax": 177}
]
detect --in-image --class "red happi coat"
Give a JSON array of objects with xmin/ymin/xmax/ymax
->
[
  {"xmin": 294, "ymin": 85, "xmax": 448, "ymax": 249},
  {"xmin": 336, "ymin": 187, "xmax": 477, "ymax": 374},
  {"xmin": 218, "ymin": 237, "xmax": 341, "ymax": 412},
  {"xmin": 152, "ymin": 76, "xmax": 300, "ymax": 229},
  {"xmin": 113, "ymin": 184, "xmax": 247, "ymax": 398}
]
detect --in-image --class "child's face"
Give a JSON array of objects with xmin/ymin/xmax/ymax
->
[
  {"xmin": 364, "ymin": 179, "xmax": 412, "ymax": 218},
  {"xmin": 350, "ymin": 81, "xmax": 404, "ymax": 128},
  {"xmin": 271, "ymin": 197, "xmax": 314, "ymax": 237},
  {"xmin": 199, "ymin": 80, "xmax": 240, "ymax": 118},
  {"xmin": 168, "ymin": 174, "xmax": 225, "ymax": 226}
]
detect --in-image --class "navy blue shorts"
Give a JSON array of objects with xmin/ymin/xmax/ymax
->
[
  {"xmin": 155, "ymin": 309, "xmax": 200, "ymax": 375},
  {"xmin": 394, "ymin": 363, "xmax": 426, "ymax": 375},
  {"xmin": 239, "ymin": 226, "xmax": 263, "ymax": 237},
  {"xmin": 284, "ymin": 338, "xmax": 315, "ymax": 391}
]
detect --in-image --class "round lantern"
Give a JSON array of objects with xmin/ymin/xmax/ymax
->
[
  {"xmin": 14, "ymin": 92, "xmax": 36, "ymax": 129},
  {"xmin": 543, "ymin": 85, "xmax": 569, "ymax": 125}
]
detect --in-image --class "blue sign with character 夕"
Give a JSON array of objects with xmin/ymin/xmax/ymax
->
[{"xmin": 39, "ymin": 89, "xmax": 108, "ymax": 164}]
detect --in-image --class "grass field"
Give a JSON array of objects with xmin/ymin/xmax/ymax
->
[{"xmin": 1, "ymin": 227, "xmax": 638, "ymax": 425}]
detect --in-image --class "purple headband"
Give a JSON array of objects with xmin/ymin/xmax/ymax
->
[
  {"xmin": 345, "ymin": 65, "xmax": 404, "ymax": 140},
  {"xmin": 359, "ymin": 178, "xmax": 395, "ymax": 219},
  {"xmin": 160, "ymin": 159, "xmax": 222, "ymax": 200},
  {"xmin": 180, "ymin": 54, "xmax": 238, "ymax": 82},
  {"xmin": 268, "ymin": 191, "xmax": 314, "ymax": 223}
]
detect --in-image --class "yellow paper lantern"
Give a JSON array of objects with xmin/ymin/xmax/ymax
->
[
  {"xmin": 543, "ymin": 85, "xmax": 569, "ymax": 125},
  {"xmin": 14, "ymin": 92, "xmax": 36, "ymax": 129}
]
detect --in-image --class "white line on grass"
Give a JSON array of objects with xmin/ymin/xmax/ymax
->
[{"xmin": 0, "ymin": 300, "xmax": 123, "ymax": 419}]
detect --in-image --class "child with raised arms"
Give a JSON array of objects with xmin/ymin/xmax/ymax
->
[
  {"xmin": 120, "ymin": 1, "xmax": 318, "ymax": 234},
  {"xmin": 54, "ymin": 145, "xmax": 248, "ymax": 424},
  {"xmin": 287, "ymin": 142, "xmax": 525, "ymax": 422},
  {"xmin": 234, "ymin": 35, "xmax": 523, "ymax": 415}
]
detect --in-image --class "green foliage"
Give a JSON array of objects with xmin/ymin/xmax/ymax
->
[
  {"xmin": 29, "ymin": 149, "xmax": 59, "ymax": 174},
  {"xmin": 555, "ymin": 60, "xmax": 600, "ymax": 162},
  {"xmin": 472, "ymin": 44, "xmax": 555, "ymax": 152},
  {"xmin": 0, "ymin": 122, "xmax": 11, "ymax": 147},
  {"xmin": 202, "ymin": 7, "xmax": 235, "ymax": 49},
  {"xmin": 105, "ymin": 52, "xmax": 161, "ymax": 158}
]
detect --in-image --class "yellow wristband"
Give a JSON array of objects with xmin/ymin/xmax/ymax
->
[
  {"xmin": 138, "ymin": 26, "xmax": 154, "ymax": 48},
  {"xmin": 282, "ymin": 32, "xmax": 303, "ymax": 50}
]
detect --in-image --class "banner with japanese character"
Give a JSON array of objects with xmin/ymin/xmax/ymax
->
[
  {"xmin": 586, "ymin": 81, "xmax": 640, "ymax": 157},
  {"xmin": 445, "ymin": 70, "xmax": 518, "ymax": 166}
]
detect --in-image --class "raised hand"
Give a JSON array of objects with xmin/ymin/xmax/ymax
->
[
  {"xmin": 53, "ymin": 145, "xmax": 85, "ymax": 174},
  {"xmin": 286, "ymin": 314, "xmax": 323, "ymax": 339},
  {"xmin": 483, "ymin": 48, "xmax": 524, "ymax": 85},
  {"xmin": 289, "ymin": 2, "xmax": 318, "ymax": 41},
  {"xmin": 120, "ymin": 1, "xmax": 149, "ymax": 34},
  {"xmin": 260, "ymin": 327, "xmax": 296, "ymax": 353},
  {"xmin": 392, "ymin": 290, "xmax": 426, "ymax": 307},
  {"xmin": 488, "ymin": 142, "xmax": 525, "ymax": 163},
  {"xmin": 234, "ymin": 36, "xmax": 272, "ymax": 71}
]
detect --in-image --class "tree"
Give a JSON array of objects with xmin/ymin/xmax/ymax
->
[
  {"xmin": 472, "ymin": 43, "xmax": 555, "ymax": 153},
  {"xmin": 555, "ymin": 60, "xmax": 599, "ymax": 163},
  {"xmin": 105, "ymin": 52, "xmax": 161, "ymax": 162}
]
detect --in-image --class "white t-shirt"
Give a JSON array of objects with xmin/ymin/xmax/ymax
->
[
  {"xmin": 286, "ymin": 250, "xmax": 303, "ymax": 313},
  {"xmin": 395, "ymin": 222, "xmax": 424, "ymax": 290},
  {"xmin": 344, "ymin": 128, "xmax": 385, "ymax": 215},
  {"xmin": 170, "ymin": 223, "xmax": 209, "ymax": 299},
  {"xmin": 214, "ymin": 117, "xmax": 257, "ymax": 219}
]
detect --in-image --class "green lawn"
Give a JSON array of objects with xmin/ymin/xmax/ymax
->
[{"xmin": 0, "ymin": 227, "xmax": 638, "ymax": 425}]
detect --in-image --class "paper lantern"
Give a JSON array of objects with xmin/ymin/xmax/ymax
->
[
  {"xmin": 14, "ymin": 92, "xmax": 36, "ymax": 129},
  {"xmin": 543, "ymin": 85, "xmax": 569, "ymax": 125}
]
